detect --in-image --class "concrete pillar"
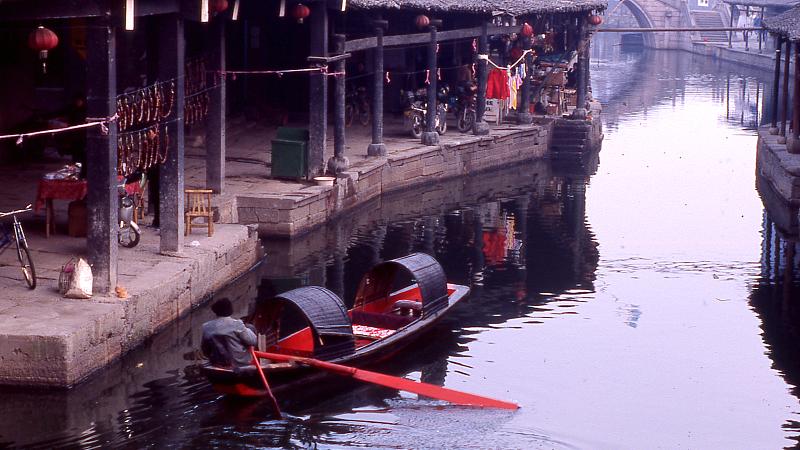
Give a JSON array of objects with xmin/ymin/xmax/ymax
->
[
  {"xmin": 308, "ymin": 1, "xmax": 328, "ymax": 176},
  {"xmin": 473, "ymin": 22, "xmax": 490, "ymax": 135},
  {"xmin": 368, "ymin": 20, "xmax": 388, "ymax": 156},
  {"xmin": 790, "ymin": 42, "xmax": 800, "ymax": 154},
  {"xmin": 517, "ymin": 34, "xmax": 533, "ymax": 125},
  {"xmin": 779, "ymin": 40, "xmax": 790, "ymax": 143},
  {"xmin": 85, "ymin": 21, "xmax": 118, "ymax": 294},
  {"xmin": 770, "ymin": 36, "xmax": 782, "ymax": 134},
  {"xmin": 328, "ymin": 34, "xmax": 349, "ymax": 174},
  {"xmin": 206, "ymin": 19, "xmax": 226, "ymax": 193},
  {"xmin": 159, "ymin": 14, "xmax": 186, "ymax": 254},
  {"xmin": 421, "ymin": 20, "xmax": 440, "ymax": 146}
]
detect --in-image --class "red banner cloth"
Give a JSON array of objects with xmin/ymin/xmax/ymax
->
[{"xmin": 35, "ymin": 179, "xmax": 88, "ymax": 213}]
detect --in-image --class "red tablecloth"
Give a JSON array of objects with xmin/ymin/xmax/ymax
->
[{"xmin": 35, "ymin": 179, "xmax": 88, "ymax": 213}]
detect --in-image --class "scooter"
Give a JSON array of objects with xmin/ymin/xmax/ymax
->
[{"xmin": 118, "ymin": 175, "xmax": 142, "ymax": 248}]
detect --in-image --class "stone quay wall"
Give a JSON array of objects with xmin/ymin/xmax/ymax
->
[{"xmin": 239, "ymin": 124, "xmax": 561, "ymax": 237}]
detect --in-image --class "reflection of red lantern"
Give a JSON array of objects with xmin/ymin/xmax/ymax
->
[
  {"xmin": 588, "ymin": 15, "xmax": 603, "ymax": 26},
  {"xmin": 28, "ymin": 26, "xmax": 59, "ymax": 74},
  {"xmin": 520, "ymin": 22, "xmax": 533, "ymax": 37},
  {"xmin": 415, "ymin": 14, "xmax": 430, "ymax": 29},
  {"xmin": 210, "ymin": 0, "xmax": 229, "ymax": 13},
  {"xmin": 293, "ymin": 3, "xmax": 310, "ymax": 23}
]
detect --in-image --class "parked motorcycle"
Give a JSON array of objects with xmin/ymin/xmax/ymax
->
[
  {"xmin": 345, "ymin": 86, "xmax": 371, "ymax": 127},
  {"xmin": 118, "ymin": 174, "xmax": 142, "ymax": 248},
  {"xmin": 402, "ymin": 87, "xmax": 447, "ymax": 139},
  {"xmin": 454, "ymin": 82, "xmax": 477, "ymax": 132}
]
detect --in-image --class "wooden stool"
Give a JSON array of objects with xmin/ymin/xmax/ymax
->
[{"xmin": 184, "ymin": 189, "xmax": 214, "ymax": 237}]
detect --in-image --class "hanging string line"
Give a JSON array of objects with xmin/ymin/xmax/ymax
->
[
  {"xmin": 478, "ymin": 49, "xmax": 534, "ymax": 71},
  {"xmin": 0, "ymin": 114, "xmax": 118, "ymax": 145}
]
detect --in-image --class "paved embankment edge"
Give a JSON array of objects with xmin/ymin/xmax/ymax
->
[{"xmin": 0, "ymin": 224, "xmax": 260, "ymax": 388}]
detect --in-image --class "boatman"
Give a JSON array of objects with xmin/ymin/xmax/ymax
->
[{"xmin": 201, "ymin": 298, "xmax": 258, "ymax": 369}]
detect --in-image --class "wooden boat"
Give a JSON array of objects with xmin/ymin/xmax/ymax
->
[{"xmin": 202, "ymin": 252, "xmax": 470, "ymax": 398}]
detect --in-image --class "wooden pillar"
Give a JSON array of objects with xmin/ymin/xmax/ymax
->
[
  {"xmin": 780, "ymin": 39, "xmax": 790, "ymax": 143},
  {"xmin": 328, "ymin": 34, "xmax": 349, "ymax": 174},
  {"xmin": 745, "ymin": 6, "xmax": 750, "ymax": 52},
  {"xmin": 770, "ymin": 36, "xmax": 782, "ymax": 134},
  {"xmin": 85, "ymin": 21, "xmax": 118, "ymax": 294},
  {"xmin": 159, "ymin": 14, "xmax": 185, "ymax": 253},
  {"xmin": 790, "ymin": 41, "xmax": 800, "ymax": 154},
  {"xmin": 517, "ymin": 33, "xmax": 533, "ymax": 125},
  {"xmin": 572, "ymin": 23, "xmax": 588, "ymax": 119},
  {"xmin": 308, "ymin": 1, "xmax": 328, "ymax": 176},
  {"xmin": 728, "ymin": 6, "xmax": 734, "ymax": 48},
  {"xmin": 206, "ymin": 19, "xmax": 226, "ymax": 193},
  {"xmin": 758, "ymin": 7, "xmax": 764, "ymax": 53},
  {"xmin": 473, "ymin": 21, "xmax": 490, "ymax": 135},
  {"xmin": 421, "ymin": 20, "xmax": 441, "ymax": 146},
  {"xmin": 367, "ymin": 20, "xmax": 388, "ymax": 156}
]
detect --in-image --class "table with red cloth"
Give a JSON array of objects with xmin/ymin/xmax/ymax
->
[{"xmin": 35, "ymin": 179, "xmax": 88, "ymax": 237}]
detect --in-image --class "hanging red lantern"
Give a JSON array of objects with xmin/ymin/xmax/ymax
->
[
  {"xmin": 510, "ymin": 46, "xmax": 523, "ymax": 61},
  {"xmin": 292, "ymin": 3, "xmax": 310, "ymax": 23},
  {"xmin": 28, "ymin": 26, "xmax": 59, "ymax": 74},
  {"xmin": 588, "ymin": 15, "xmax": 603, "ymax": 26},
  {"xmin": 209, "ymin": 0, "xmax": 229, "ymax": 14},
  {"xmin": 520, "ymin": 22, "xmax": 533, "ymax": 37},
  {"xmin": 415, "ymin": 14, "xmax": 430, "ymax": 30}
]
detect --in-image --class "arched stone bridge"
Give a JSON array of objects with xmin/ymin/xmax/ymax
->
[{"xmin": 605, "ymin": 0, "xmax": 706, "ymax": 49}]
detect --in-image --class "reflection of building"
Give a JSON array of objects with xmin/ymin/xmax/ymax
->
[{"xmin": 750, "ymin": 212, "xmax": 800, "ymax": 400}]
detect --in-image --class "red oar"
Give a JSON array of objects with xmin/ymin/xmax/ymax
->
[
  {"xmin": 254, "ymin": 350, "xmax": 518, "ymax": 410},
  {"xmin": 250, "ymin": 347, "xmax": 282, "ymax": 418}
]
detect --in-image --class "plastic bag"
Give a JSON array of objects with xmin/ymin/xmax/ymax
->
[{"xmin": 59, "ymin": 257, "xmax": 93, "ymax": 299}]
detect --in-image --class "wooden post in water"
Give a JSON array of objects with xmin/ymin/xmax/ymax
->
[
  {"xmin": 790, "ymin": 41, "xmax": 800, "ymax": 154},
  {"xmin": 770, "ymin": 36, "xmax": 782, "ymax": 134},
  {"xmin": 367, "ymin": 20, "xmax": 388, "ymax": 156},
  {"xmin": 421, "ymin": 20, "xmax": 441, "ymax": 146},
  {"xmin": 779, "ymin": 40, "xmax": 790, "ymax": 144},
  {"xmin": 473, "ymin": 21, "xmax": 490, "ymax": 135},
  {"xmin": 328, "ymin": 34, "xmax": 349, "ymax": 174},
  {"xmin": 85, "ymin": 20, "xmax": 118, "ymax": 293}
]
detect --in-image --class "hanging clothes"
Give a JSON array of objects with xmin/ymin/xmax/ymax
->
[
  {"xmin": 486, "ymin": 68, "xmax": 510, "ymax": 100},
  {"xmin": 509, "ymin": 72, "xmax": 523, "ymax": 110}
]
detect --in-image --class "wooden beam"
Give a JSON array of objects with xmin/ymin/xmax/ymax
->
[
  {"xmin": 0, "ymin": 0, "xmax": 180, "ymax": 21},
  {"xmin": 346, "ymin": 26, "xmax": 492, "ymax": 52}
]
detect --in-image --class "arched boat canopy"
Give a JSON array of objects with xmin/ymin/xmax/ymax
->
[
  {"xmin": 354, "ymin": 252, "xmax": 449, "ymax": 316},
  {"xmin": 264, "ymin": 286, "xmax": 355, "ymax": 359}
]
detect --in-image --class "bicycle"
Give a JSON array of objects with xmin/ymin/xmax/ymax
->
[{"xmin": 0, "ymin": 204, "xmax": 37, "ymax": 289}]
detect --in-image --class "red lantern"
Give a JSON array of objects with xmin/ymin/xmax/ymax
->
[
  {"xmin": 510, "ymin": 47, "xmax": 523, "ymax": 61},
  {"xmin": 28, "ymin": 26, "xmax": 59, "ymax": 74},
  {"xmin": 415, "ymin": 14, "xmax": 430, "ymax": 30},
  {"xmin": 588, "ymin": 15, "xmax": 603, "ymax": 26},
  {"xmin": 520, "ymin": 22, "xmax": 533, "ymax": 37},
  {"xmin": 210, "ymin": 0, "xmax": 229, "ymax": 13},
  {"xmin": 292, "ymin": 3, "xmax": 310, "ymax": 23}
]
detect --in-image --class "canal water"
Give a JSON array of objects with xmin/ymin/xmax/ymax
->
[{"xmin": 3, "ymin": 43, "xmax": 800, "ymax": 449}]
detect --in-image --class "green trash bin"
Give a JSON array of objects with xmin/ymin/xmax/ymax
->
[{"xmin": 270, "ymin": 127, "xmax": 309, "ymax": 179}]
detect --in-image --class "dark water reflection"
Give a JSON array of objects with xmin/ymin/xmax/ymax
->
[{"xmin": 3, "ymin": 43, "xmax": 800, "ymax": 449}]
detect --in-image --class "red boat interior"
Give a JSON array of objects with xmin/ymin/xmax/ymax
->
[{"xmin": 266, "ymin": 285, "xmax": 456, "ymax": 355}]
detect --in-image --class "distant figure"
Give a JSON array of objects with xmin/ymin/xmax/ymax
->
[{"xmin": 201, "ymin": 298, "xmax": 258, "ymax": 369}]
